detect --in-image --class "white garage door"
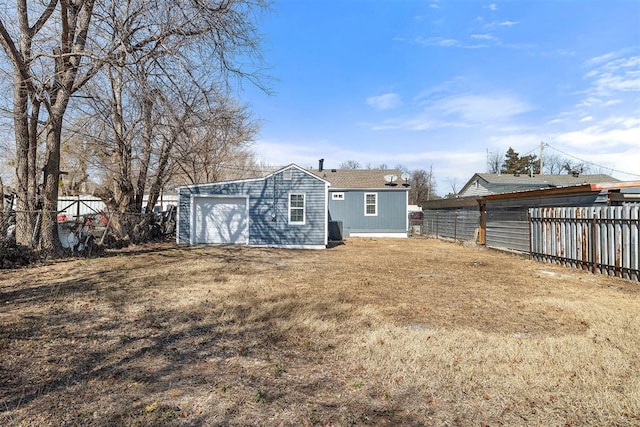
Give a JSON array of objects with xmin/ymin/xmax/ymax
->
[{"xmin": 192, "ymin": 197, "xmax": 248, "ymax": 244}]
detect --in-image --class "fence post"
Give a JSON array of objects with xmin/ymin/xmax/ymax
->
[
  {"xmin": 528, "ymin": 209, "xmax": 533, "ymax": 260},
  {"xmin": 454, "ymin": 212, "xmax": 458, "ymax": 241},
  {"xmin": 591, "ymin": 213, "xmax": 597, "ymax": 274}
]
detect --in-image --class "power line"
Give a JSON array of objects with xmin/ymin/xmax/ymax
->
[
  {"xmin": 544, "ymin": 143, "xmax": 640, "ymax": 178},
  {"xmin": 520, "ymin": 145, "xmax": 539, "ymax": 157}
]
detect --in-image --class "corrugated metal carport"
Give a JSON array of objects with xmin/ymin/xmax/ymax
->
[{"xmin": 481, "ymin": 184, "xmax": 619, "ymax": 253}]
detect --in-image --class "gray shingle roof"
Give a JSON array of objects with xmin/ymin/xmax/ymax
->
[
  {"xmin": 475, "ymin": 173, "xmax": 619, "ymax": 185},
  {"xmin": 458, "ymin": 172, "xmax": 621, "ymax": 197},
  {"xmin": 247, "ymin": 165, "xmax": 408, "ymax": 189}
]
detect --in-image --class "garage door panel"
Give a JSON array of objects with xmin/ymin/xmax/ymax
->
[{"xmin": 193, "ymin": 197, "xmax": 248, "ymax": 244}]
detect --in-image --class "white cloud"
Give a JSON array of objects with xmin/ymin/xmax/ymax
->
[
  {"xmin": 579, "ymin": 116, "xmax": 593, "ymax": 122},
  {"xmin": 499, "ymin": 20, "xmax": 520, "ymax": 27},
  {"xmin": 471, "ymin": 33, "xmax": 498, "ymax": 41},
  {"xmin": 366, "ymin": 93, "xmax": 402, "ymax": 110},
  {"xmin": 576, "ymin": 96, "xmax": 602, "ymax": 108},
  {"xmin": 366, "ymin": 116, "xmax": 466, "ymax": 131},
  {"xmin": 415, "ymin": 36, "xmax": 461, "ymax": 47},
  {"xmin": 484, "ymin": 4, "xmax": 498, "ymax": 11},
  {"xmin": 414, "ymin": 35, "xmax": 503, "ymax": 50},
  {"xmin": 548, "ymin": 130, "xmax": 640, "ymax": 179},
  {"xmin": 602, "ymin": 99, "xmax": 622, "ymax": 107},
  {"xmin": 599, "ymin": 115, "xmax": 640, "ymax": 129},
  {"xmin": 253, "ymin": 139, "xmax": 335, "ymax": 168},
  {"xmin": 252, "ymin": 139, "xmax": 488, "ymax": 185},
  {"xmin": 584, "ymin": 52, "xmax": 618, "ymax": 67},
  {"xmin": 412, "ymin": 32, "xmax": 530, "ymax": 50},
  {"xmin": 538, "ymin": 49, "xmax": 577, "ymax": 57},
  {"xmin": 364, "ymin": 92, "xmax": 534, "ymax": 133},
  {"xmin": 583, "ymin": 54, "xmax": 640, "ymax": 97},
  {"xmin": 553, "ymin": 118, "xmax": 640, "ymax": 151},
  {"xmin": 439, "ymin": 38, "xmax": 460, "ymax": 47},
  {"xmin": 430, "ymin": 93, "xmax": 535, "ymax": 123}
]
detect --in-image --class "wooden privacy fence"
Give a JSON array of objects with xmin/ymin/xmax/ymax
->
[{"xmin": 529, "ymin": 206, "xmax": 640, "ymax": 282}]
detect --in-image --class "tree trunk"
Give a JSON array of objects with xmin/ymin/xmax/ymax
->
[
  {"xmin": 13, "ymin": 72, "xmax": 36, "ymax": 246},
  {"xmin": 135, "ymin": 92, "xmax": 154, "ymax": 212},
  {"xmin": 0, "ymin": 177, "xmax": 5, "ymax": 242},
  {"xmin": 39, "ymin": 118, "xmax": 64, "ymax": 256}
]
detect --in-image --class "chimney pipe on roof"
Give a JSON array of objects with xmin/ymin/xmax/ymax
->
[{"xmin": 319, "ymin": 159, "xmax": 324, "ymax": 172}]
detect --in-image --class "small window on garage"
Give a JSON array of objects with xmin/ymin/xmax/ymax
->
[
  {"xmin": 289, "ymin": 193, "xmax": 305, "ymax": 224},
  {"xmin": 332, "ymin": 192, "xmax": 345, "ymax": 201},
  {"xmin": 364, "ymin": 193, "xmax": 377, "ymax": 216}
]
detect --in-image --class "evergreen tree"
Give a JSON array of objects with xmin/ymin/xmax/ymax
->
[{"xmin": 500, "ymin": 147, "xmax": 540, "ymax": 175}]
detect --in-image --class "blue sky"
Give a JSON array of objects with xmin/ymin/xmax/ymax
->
[{"xmin": 245, "ymin": 0, "xmax": 640, "ymax": 193}]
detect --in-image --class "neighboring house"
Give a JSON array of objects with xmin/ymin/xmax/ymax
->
[
  {"xmin": 458, "ymin": 173, "xmax": 619, "ymax": 198},
  {"xmin": 312, "ymin": 166, "xmax": 409, "ymax": 238},
  {"xmin": 176, "ymin": 164, "xmax": 330, "ymax": 249}
]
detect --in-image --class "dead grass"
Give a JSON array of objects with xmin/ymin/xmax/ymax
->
[{"xmin": 1, "ymin": 237, "xmax": 639, "ymax": 426}]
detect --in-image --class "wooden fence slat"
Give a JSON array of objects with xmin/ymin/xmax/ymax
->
[
  {"xmin": 631, "ymin": 207, "xmax": 639, "ymax": 282},
  {"xmin": 529, "ymin": 206, "xmax": 639, "ymax": 282}
]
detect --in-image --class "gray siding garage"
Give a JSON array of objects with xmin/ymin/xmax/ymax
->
[{"xmin": 177, "ymin": 165, "xmax": 329, "ymax": 249}]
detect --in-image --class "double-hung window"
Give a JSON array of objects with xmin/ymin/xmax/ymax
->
[
  {"xmin": 364, "ymin": 193, "xmax": 377, "ymax": 216},
  {"xmin": 289, "ymin": 193, "xmax": 305, "ymax": 224}
]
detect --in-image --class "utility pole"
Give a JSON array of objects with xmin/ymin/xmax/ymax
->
[
  {"xmin": 427, "ymin": 165, "xmax": 433, "ymax": 201},
  {"xmin": 486, "ymin": 148, "xmax": 490, "ymax": 173},
  {"xmin": 539, "ymin": 141, "xmax": 545, "ymax": 175}
]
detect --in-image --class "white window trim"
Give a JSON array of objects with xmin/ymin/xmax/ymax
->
[
  {"xmin": 332, "ymin": 192, "xmax": 345, "ymax": 200},
  {"xmin": 288, "ymin": 193, "xmax": 306, "ymax": 225},
  {"xmin": 364, "ymin": 192, "xmax": 378, "ymax": 217}
]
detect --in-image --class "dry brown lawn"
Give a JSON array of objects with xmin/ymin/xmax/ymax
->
[{"xmin": 1, "ymin": 237, "xmax": 639, "ymax": 426}]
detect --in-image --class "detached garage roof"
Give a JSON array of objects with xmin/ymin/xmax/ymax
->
[{"xmin": 176, "ymin": 164, "xmax": 330, "ymax": 190}]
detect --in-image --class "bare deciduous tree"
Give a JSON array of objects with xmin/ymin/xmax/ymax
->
[
  {"xmin": 340, "ymin": 160, "xmax": 361, "ymax": 169},
  {"xmin": 409, "ymin": 168, "xmax": 436, "ymax": 205},
  {"xmin": 0, "ymin": 0, "xmax": 268, "ymax": 251},
  {"xmin": 0, "ymin": 0, "xmax": 99, "ymax": 254},
  {"xmin": 173, "ymin": 95, "xmax": 259, "ymax": 185},
  {"xmin": 446, "ymin": 177, "xmax": 459, "ymax": 195},
  {"xmin": 537, "ymin": 153, "xmax": 593, "ymax": 175},
  {"xmin": 487, "ymin": 150, "xmax": 503, "ymax": 173}
]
